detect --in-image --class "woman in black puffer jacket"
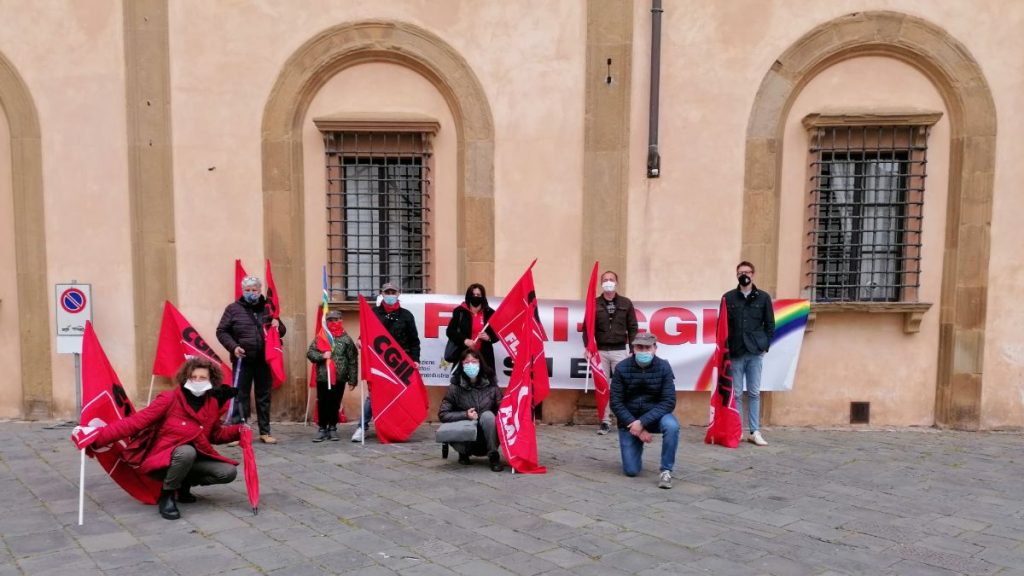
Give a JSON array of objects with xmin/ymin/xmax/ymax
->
[{"xmin": 438, "ymin": 349, "xmax": 504, "ymax": 471}]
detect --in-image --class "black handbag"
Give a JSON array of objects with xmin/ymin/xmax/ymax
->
[{"xmin": 443, "ymin": 340, "xmax": 460, "ymax": 364}]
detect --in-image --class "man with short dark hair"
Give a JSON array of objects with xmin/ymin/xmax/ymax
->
[
  {"xmin": 610, "ymin": 332, "xmax": 679, "ymax": 489},
  {"xmin": 583, "ymin": 270, "xmax": 638, "ymax": 435},
  {"xmin": 723, "ymin": 261, "xmax": 775, "ymax": 446}
]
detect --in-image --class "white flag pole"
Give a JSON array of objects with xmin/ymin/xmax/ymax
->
[
  {"xmin": 303, "ymin": 382, "xmax": 312, "ymax": 426},
  {"xmin": 78, "ymin": 449, "xmax": 86, "ymax": 525},
  {"xmin": 360, "ymin": 379, "xmax": 366, "ymax": 447},
  {"xmin": 584, "ymin": 361, "xmax": 591, "ymax": 394},
  {"xmin": 145, "ymin": 374, "xmax": 156, "ymax": 405}
]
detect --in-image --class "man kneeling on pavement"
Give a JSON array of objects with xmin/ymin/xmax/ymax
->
[{"xmin": 609, "ymin": 331, "xmax": 679, "ymax": 489}]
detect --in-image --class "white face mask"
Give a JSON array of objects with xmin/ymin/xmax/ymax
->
[
  {"xmin": 602, "ymin": 281, "xmax": 617, "ymax": 293},
  {"xmin": 184, "ymin": 380, "xmax": 212, "ymax": 397}
]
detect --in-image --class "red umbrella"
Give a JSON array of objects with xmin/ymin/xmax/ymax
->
[{"xmin": 238, "ymin": 427, "xmax": 260, "ymax": 515}]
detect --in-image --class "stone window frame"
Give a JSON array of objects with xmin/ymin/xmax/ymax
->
[{"xmin": 801, "ymin": 111, "xmax": 942, "ymax": 334}]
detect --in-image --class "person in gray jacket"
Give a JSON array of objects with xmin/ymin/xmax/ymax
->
[{"xmin": 438, "ymin": 349, "xmax": 504, "ymax": 472}]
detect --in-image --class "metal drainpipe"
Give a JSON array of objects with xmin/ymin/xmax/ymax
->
[{"xmin": 647, "ymin": 0, "xmax": 663, "ymax": 178}]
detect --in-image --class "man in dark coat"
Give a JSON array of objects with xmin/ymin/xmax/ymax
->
[
  {"xmin": 610, "ymin": 332, "xmax": 679, "ymax": 489},
  {"xmin": 582, "ymin": 270, "xmax": 638, "ymax": 435},
  {"xmin": 722, "ymin": 261, "xmax": 775, "ymax": 447},
  {"xmin": 217, "ymin": 275, "xmax": 286, "ymax": 444},
  {"xmin": 353, "ymin": 281, "xmax": 421, "ymax": 442}
]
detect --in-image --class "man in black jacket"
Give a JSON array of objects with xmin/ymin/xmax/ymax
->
[
  {"xmin": 722, "ymin": 261, "xmax": 775, "ymax": 446},
  {"xmin": 583, "ymin": 270, "xmax": 638, "ymax": 435},
  {"xmin": 216, "ymin": 275, "xmax": 286, "ymax": 444},
  {"xmin": 353, "ymin": 282, "xmax": 421, "ymax": 442}
]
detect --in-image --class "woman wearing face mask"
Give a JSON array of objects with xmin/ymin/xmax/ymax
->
[
  {"xmin": 445, "ymin": 283, "xmax": 498, "ymax": 375},
  {"xmin": 438, "ymin": 349, "xmax": 504, "ymax": 471},
  {"xmin": 216, "ymin": 275, "xmax": 287, "ymax": 444},
  {"xmin": 81, "ymin": 357, "xmax": 243, "ymax": 520},
  {"xmin": 306, "ymin": 310, "xmax": 358, "ymax": 442}
]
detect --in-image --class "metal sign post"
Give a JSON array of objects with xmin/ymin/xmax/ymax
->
[{"xmin": 54, "ymin": 281, "xmax": 92, "ymax": 423}]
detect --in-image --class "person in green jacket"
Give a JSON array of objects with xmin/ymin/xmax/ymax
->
[{"xmin": 306, "ymin": 310, "xmax": 358, "ymax": 442}]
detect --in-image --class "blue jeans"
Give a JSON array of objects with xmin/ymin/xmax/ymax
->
[
  {"xmin": 617, "ymin": 414, "xmax": 680, "ymax": 476},
  {"xmin": 732, "ymin": 353, "xmax": 763, "ymax": 434},
  {"xmin": 359, "ymin": 398, "xmax": 372, "ymax": 431}
]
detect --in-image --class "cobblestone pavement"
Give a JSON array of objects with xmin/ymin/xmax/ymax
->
[{"xmin": 1, "ymin": 421, "xmax": 1022, "ymax": 575}]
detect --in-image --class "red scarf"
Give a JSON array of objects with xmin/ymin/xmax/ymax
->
[{"xmin": 382, "ymin": 301, "xmax": 401, "ymax": 313}]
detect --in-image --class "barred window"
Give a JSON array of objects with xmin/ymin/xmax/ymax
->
[
  {"xmin": 320, "ymin": 128, "xmax": 434, "ymax": 301},
  {"xmin": 805, "ymin": 123, "xmax": 931, "ymax": 302}
]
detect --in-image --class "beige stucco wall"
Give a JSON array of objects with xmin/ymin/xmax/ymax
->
[
  {"xmin": 0, "ymin": 0, "xmax": 136, "ymax": 417},
  {"xmin": 0, "ymin": 98, "xmax": 20, "ymax": 418},
  {"xmin": 775, "ymin": 56, "xmax": 949, "ymax": 426},
  {"xmin": 625, "ymin": 1, "xmax": 1023, "ymax": 427}
]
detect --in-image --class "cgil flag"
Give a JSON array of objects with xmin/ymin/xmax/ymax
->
[
  {"xmin": 153, "ymin": 301, "xmax": 233, "ymax": 383},
  {"xmin": 72, "ymin": 322, "xmax": 163, "ymax": 504},
  {"xmin": 496, "ymin": 300, "xmax": 547, "ymax": 474},
  {"xmin": 234, "ymin": 259, "xmax": 248, "ymax": 301},
  {"xmin": 704, "ymin": 297, "xmax": 743, "ymax": 448},
  {"xmin": 582, "ymin": 261, "xmax": 611, "ymax": 421},
  {"xmin": 359, "ymin": 295, "xmax": 428, "ymax": 443},
  {"xmin": 264, "ymin": 259, "xmax": 285, "ymax": 389},
  {"xmin": 489, "ymin": 260, "xmax": 550, "ymax": 404}
]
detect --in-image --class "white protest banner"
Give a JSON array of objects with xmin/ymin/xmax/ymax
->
[{"xmin": 400, "ymin": 295, "xmax": 809, "ymax": 392}]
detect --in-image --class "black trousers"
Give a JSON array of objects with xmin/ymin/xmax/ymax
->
[
  {"xmin": 316, "ymin": 379, "xmax": 345, "ymax": 428},
  {"xmin": 234, "ymin": 356, "xmax": 272, "ymax": 435}
]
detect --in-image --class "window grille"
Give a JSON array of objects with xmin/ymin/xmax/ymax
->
[
  {"xmin": 806, "ymin": 125, "xmax": 929, "ymax": 302},
  {"xmin": 323, "ymin": 131, "xmax": 432, "ymax": 301}
]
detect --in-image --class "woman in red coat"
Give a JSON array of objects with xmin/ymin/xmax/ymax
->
[{"xmin": 86, "ymin": 357, "xmax": 243, "ymax": 520}]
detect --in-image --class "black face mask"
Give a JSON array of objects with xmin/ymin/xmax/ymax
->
[
  {"xmin": 467, "ymin": 295, "xmax": 484, "ymax": 307},
  {"xmin": 738, "ymin": 274, "xmax": 752, "ymax": 287}
]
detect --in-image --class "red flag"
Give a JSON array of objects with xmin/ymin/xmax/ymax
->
[
  {"xmin": 583, "ymin": 261, "xmax": 610, "ymax": 421},
  {"xmin": 72, "ymin": 322, "xmax": 163, "ymax": 504},
  {"xmin": 153, "ymin": 301, "xmax": 233, "ymax": 383},
  {"xmin": 263, "ymin": 260, "xmax": 286, "ymax": 388},
  {"xmin": 496, "ymin": 303, "xmax": 547, "ymax": 474},
  {"xmin": 704, "ymin": 298, "xmax": 743, "ymax": 448},
  {"xmin": 490, "ymin": 260, "xmax": 550, "ymax": 403},
  {"xmin": 235, "ymin": 259, "xmax": 248, "ymax": 300},
  {"xmin": 358, "ymin": 295, "xmax": 428, "ymax": 443},
  {"xmin": 264, "ymin": 259, "xmax": 280, "ymax": 319}
]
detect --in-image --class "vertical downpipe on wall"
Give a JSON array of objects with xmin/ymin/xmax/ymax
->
[{"xmin": 647, "ymin": 0, "xmax": 663, "ymax": 178}]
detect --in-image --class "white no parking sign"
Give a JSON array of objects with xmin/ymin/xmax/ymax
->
[{"xmin": 55, "ymin": 283, "xmax": 92, "ymax": 354}]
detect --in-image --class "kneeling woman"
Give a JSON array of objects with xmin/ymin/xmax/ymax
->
[
  {"xmin": 85, "ymin": 357, "xmax": 243, "ymax": 520},
  {"xmin": 438, "ymin": 349, "xmax": 504, "ymax": 471}
]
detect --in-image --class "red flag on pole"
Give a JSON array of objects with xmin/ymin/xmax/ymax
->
[
  {"xmin": 583, "ymin": 261, "xmax": 611, "ymax": 421},
  {"xmin": 704, "ymin": 297, "xmax": 743, "ymax": 448},
  {"xmin": 358, "ymin": 295, "xmax": 428, "ymax": 443},
  {"xmin": 264, "ymin": 260, "xmax": 286, "ymax": 389},
  {"xmin": 490, "ymin": 260, "xmax": 550, "ymax": 403},
  {"xmin": 496, "ymin": 302, "xmax": 547, "ymax": 474},
  {"xmin": 234, "ymin": 259, "xmax": 248, "ymax": 300},
  {"xmin": 153, "ymin": 301, "xmax": 233, "ymax": 382},
  {"xmin": 72, "ymin": 322, "xmax": 163, "ymax": 504}
]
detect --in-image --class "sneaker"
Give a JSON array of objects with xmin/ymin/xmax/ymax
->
[
  {"xmin": 327, "ymin": 426, "xmax": 340, "ymax": 441},
  {"xmin": 658, "ymin": 470, "xmax": 673, "ymax": 489},
  {"xmin": 750, "ymin": 431, "xmax": 768, "ymax": 446},
  {"xmin": 259, "ymin": 434, "xmax": 277, "ymax": 444},
  {"xmin": 597, "ymin": 422, "xmax": 610, "ymax": 435},
  {"xmin": 351, "ymin": 428, "xmax": 364, "ymax": 442},
  {"xmin": 226, "ymin": 440, "xmax": 240, "ymax": 447},
  {"xmin": 312, "ymin": 428, "xmax": 328, "ymax": 443}
]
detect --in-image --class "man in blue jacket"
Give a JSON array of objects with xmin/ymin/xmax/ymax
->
[{"xmin": 610, "ymin": 332, "xmax": 679, "ymax": 489}]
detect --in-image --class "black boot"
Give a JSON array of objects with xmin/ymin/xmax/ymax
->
[
  {"xmin": 177, "ymin": 482, "xmax": 197, "ymax": 503},
  {"xmin": 488, "ymin": 451, "xmax": 505, "ymax": 472},
  {"xmin": 158, "ymin": 489, "xmax": 180, "ymax": 520},
  {"xmin": 458, "ymin": 452, "xmax": 472, "ymax": 465}
]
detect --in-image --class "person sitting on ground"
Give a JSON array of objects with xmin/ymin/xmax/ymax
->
[
  {"xmin": 81, "ymin": 357, "xmax": 243, "ymax": 520},
  {"xmin": 438, "ymin": 349, "xmax": 504, "ymax": 472},
  {"xmin": 306, "ymin": 310, "xmax": 358, "ymax": 442}
]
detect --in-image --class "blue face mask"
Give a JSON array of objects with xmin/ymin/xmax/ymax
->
[
  {"xmin": 243, "ymin": 292, "xmax": 260, "ymax": 304},
  {"xmin": 383, "ymin": 295, "xmax": 398, "ymax": 306},
  {"xmin": 635, "ymin": 352, "xmax": 654, "ymax": 365},
  {"xmin": 462, "ymin": 362, "xmax": 480, "ymax": 379}
]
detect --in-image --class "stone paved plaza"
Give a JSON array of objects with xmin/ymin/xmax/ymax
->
[{"xmin": 1, "ymin": 421, "xmax": 1022, "ymax": 575}]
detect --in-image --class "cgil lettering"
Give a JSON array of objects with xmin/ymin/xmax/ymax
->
[{"xmin": 373, "ymin": 335, "xmax": 415, "ymax": 386}]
